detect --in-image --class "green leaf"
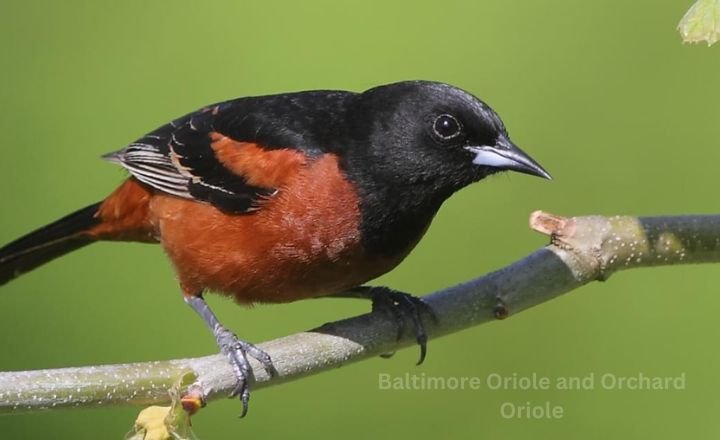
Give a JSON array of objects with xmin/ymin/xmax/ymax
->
[{"xmin": 678, "ymin": 0, "xmax": 720, "ymax": 46}]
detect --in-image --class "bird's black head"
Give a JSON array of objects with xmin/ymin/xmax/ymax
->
[
  {"xmin": 337, "ymin": 81, "xmax": 550, "ymax": 255},
  {"xmin": 346, "ymin": 81, "xmax": 550, "ymax": 195}
]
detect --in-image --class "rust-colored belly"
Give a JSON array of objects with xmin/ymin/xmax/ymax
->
[{"xmin": 150, "ymin": 154, "xmax": 407, "ymax": 303}]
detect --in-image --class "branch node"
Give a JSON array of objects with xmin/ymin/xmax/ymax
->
[
  {"xmin": 180, "ymin": 386, "xmax": 205, "ymax": 416},
  {"xmin": 493, "ymin": 299, "xmax": 509, "ymax": 320},
  {"xmin": 593, "ymin": 246, "xmax": 611, "ymax": 282}
]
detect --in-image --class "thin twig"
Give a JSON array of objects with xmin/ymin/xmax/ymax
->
[{"xmin": 1, "ymin": 211, "xmax": 719, "ymax": 413}]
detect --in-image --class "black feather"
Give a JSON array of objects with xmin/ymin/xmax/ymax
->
[{"xmin": 0, "ymin": 203, "xmax": 101, "ymax": 286}]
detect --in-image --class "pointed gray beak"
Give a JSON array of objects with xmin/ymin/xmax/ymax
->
[{"xmin": 465, "ymin": 138, "xmax": 551, "ymax": 180}]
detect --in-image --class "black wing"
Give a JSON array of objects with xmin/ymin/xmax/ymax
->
[
  {"xmin": 103, "ymin": 104, "xmax": 276, "ymax": 214},
  {"xmin": 104, "ymin": 90, "xmax": 356, "ymax": 213}
]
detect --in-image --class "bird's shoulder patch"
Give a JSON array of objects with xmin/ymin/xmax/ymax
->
[
  {"xmin": 209, "ymin": 132, "xmax": 307, "ymax": 189},
  {"xmin": 103, "ymin": 104, "xmax": 308, "ymax": 214}
]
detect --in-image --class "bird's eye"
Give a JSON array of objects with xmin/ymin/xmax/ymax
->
[{"xmin": 432, "ymin": 114, "xmax": 462, "ymax": 140}]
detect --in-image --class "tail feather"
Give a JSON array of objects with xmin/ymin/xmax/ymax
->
[{"xmin": 0, "ymin": 203, "xmax": 102, "ymax": 286}]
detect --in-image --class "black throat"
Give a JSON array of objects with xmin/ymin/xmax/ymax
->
[{"xmin": 344, "ymin": 169, "xmax": 451, "ymax": 257}]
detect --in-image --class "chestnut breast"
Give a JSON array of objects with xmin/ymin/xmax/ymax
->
[{"xmin": 149, "ymin": 152, "xmax": 408, "ymax": 303}]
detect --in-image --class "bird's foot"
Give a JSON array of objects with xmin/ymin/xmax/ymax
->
[
  {"xmin": 367, "ymin": 287, "xmax": 437, "ymax": 365},
  {"xmin": 214, "ymin": 327, "xmax": 277, "ymax": 417}
]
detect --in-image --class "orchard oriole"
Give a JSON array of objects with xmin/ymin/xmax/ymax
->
[{"xmin": 0, "ymin": 81, "xmax": 550, "ymax": 415}]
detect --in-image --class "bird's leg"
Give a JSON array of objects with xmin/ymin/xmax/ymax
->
[
  {"xmin": 185, "ymin": 294, "xmax": 276, "ymax": 417},
  {"xmin": 330, "ymin": 286, "xmax": 437, "ymax": 365}
]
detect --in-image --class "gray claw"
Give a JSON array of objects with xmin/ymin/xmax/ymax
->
[{"xmin": 217, "ymin": 329, "xmax": 275, "ymax": 418}]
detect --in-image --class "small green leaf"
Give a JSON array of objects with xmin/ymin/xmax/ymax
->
[{"xmin": 678, "ymin": 0, "xmax": 720, "ymax": 46}]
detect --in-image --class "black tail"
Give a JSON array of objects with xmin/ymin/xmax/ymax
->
[{"xmin": 0, "ymin": 203, "xmax": 102, "ymax": 286}]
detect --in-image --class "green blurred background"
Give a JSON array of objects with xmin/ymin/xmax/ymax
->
[{"xmin": 1, "ymin": 0, "xmax": 719, "ymax": 438}]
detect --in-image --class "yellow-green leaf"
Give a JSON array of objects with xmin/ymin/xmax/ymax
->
[{"xmin": 678, "ymin": 0, "xmax": 720, "ymax": 45}]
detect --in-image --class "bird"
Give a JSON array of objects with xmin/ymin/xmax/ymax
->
[{"xmin": 0, "ymin": 80, "xmax": 550, "ymax": 416}]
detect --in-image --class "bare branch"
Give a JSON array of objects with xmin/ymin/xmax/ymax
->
[{"xmin": 1, "ymin": 211, "xmax": 719, "ymax": 414}]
